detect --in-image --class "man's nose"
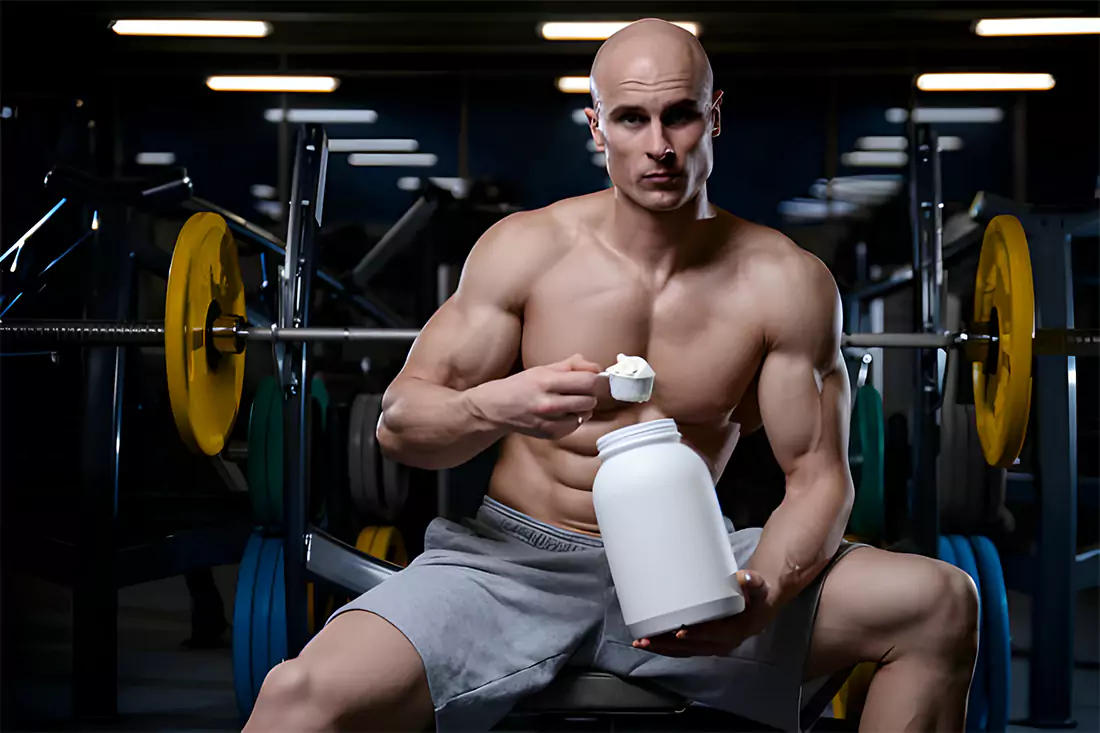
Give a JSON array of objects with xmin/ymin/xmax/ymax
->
[{"xmin": 644, "ymin": 122, "xmax": 674, "ymax": 162}]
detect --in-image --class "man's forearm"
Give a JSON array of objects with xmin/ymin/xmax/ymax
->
[
  {"xmin": 377, "ymin": 377, "xmax": 506, "ymax": 470},
  {"xmin": 745, "ymin": 466, "xmax": 853, "ymax": 609}
]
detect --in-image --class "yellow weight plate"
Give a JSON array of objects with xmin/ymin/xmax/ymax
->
[
  {"xmin": 355, "ymin": 525, "xmax": 409, "ymax": 567},
  {"xmin": 165, "ymin": 213, "xmax": 247, "ymax": 456},
  {"xmin": 972, "ymin": 216, "xmax": 1034, "ymax": 468}
]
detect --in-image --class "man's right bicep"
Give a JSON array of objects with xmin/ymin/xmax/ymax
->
[{"xmin": 398, "ymin": 295, "xmax": 521, "ymax": 391}]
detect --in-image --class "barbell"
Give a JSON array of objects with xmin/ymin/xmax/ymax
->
[{"xmin": 1, "ymin": 212, "xmax": 1095, "ymax": 466}]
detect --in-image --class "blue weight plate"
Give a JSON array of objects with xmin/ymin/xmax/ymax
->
[
  {"xmin": 970, "ymin": 536, "xmax": 1010, "ymax": 732},
  {"xmin": 269, "ymin": 541, "xmax": 288, "ymax": 671},
  {"xmin": 232, "ymin": 532, "xmax": 264, "ymax": 722},
  {"xmin": 251, "ymin": 536, "xmax": 280, "ymax": 703},
  {"xmin": 938, "ymin": 535, "xmax": 958, "ymax": 566},
  {"xmin": 949, "ymin": 535, "xmax": 988, "ymax": 731}
]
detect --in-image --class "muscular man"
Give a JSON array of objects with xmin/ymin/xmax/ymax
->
[{"xmin": 245, "ymin": 19, "xmax": 978, "ymax": 733}]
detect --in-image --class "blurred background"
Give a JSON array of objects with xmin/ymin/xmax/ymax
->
[{"xmin": 0, "ymin": 2, "xmax": 1097, "ymax": 732}]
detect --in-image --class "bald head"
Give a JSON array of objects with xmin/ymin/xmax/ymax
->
[{"xmin": 589, "ymin": 19, "xmax": 713, "ymax": 106}]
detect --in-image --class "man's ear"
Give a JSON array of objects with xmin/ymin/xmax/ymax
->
[
  {"xmin": 711, "ymin": 90, "xmax": 723, "ymax": 138},
  {"xmin": 586, "ymin": 106, "xmax": 606, "ymax": 152}
]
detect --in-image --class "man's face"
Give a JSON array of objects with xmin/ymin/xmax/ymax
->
[{"xmin": 588, "ymin": 83, "xmax": 720, "ymax": 212}]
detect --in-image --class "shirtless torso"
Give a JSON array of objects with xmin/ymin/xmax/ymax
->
[{"xmin": 380, "ymin": 186, "xmax": 843, "ymax": 537}]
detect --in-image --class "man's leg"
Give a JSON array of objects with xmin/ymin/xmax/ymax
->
[{"xmin": 804, "ymin": 546, "xmax": 980, "ymax": 731}]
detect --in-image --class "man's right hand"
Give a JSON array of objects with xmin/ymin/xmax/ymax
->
[{"xmin": 465, "ymin": 354, "xmax": 602, "ymax": 440}]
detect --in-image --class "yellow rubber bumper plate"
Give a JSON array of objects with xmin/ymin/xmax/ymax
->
[
  {"xmin": 972, "ymin": 215, "xmax": 1034, "ymax": 468},
  {"xmin": 355, "ymin": 525, "xmax": 409, "ymax": 567},
  {"xmin": 165, "ymin": 212, "xmax": 247, "ymax": 455}
]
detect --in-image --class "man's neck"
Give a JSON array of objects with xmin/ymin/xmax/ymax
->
[{"xmin": 605, "ymin": 186, "xmax": 715, "ymax": 274}]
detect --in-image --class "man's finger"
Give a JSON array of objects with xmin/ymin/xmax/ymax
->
[
  {"xmin": 537, "ymin": 394, "xmax": 598, "ymax": 415},
  {"xmin": 545, "ymin": 370, "xmax": 600, "ymax": 395},
  {"xmin": 547, "ymin": 354, "xmax": 601, "ymax": 374},
  {"xmin": 735, "ymin": 570, "xmax": 769, "ymax": 603}
]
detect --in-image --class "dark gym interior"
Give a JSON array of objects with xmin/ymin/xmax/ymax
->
[{"xmin": 1, "ymin": 2, "xmax": 1097, "ymax": 731}]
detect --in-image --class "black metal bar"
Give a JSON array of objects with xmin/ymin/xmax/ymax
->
[
  {"xmin": 72, "ymin": 204, "xmax": 133, "ymax": 721},
  {"xmin": 350, "ymin": 196, "xmax": 439, "ymax": 289},
  {"xmin": 240, "ymin": 326, "xmax": 420, "ymax": 343},
  {"xmin": 282, "ymin": 125, "xmax": 327, "ymax": 660},
  {"xmin": 305, "ymin": 526, "xmax": 401, "ymax": 597},
  {"xmin": 183, "ymin": 197, "xmax": 408, "ymax": 328},
  {"xmin": 1026, "ymin": 216, "xmax": 1077, "ymax": 727},
  {"xmin": 907, "ymin": 123, "xmax": 942, "ymax": 560}
]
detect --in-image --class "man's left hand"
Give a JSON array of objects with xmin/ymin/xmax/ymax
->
[{"xmin": 632, "ymin": 571, "xmax": 773, "ymax": 657}]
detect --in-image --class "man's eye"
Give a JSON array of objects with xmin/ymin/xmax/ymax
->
[
  {"xmin": 619, "ymin": 114, "xmax": 645, "ymax": 125},
  {"xmin": 664, "ymin": 109, "xmax": 701, "ymax": 125}
]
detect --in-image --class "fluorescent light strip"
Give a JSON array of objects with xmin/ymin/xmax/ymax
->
[
  {"xmin": 328, "ymin": 139, "xmax": 419, "ymax": 153},
  {"xmin": 348, "ymin": 153, "xmax": 437, "ymax": 167},
  {"xmin": 916, "ymin": 73, "xmax": 1055, "ymax": 92},
  {"xmin": 136, "ymin": 152, "xmax": 177, "ymax": 165},
  {"xmin": 111, "ymin": 20, "xmax": 272, "ymax": 37},
  {"xmin": 885, "ymin": 107, "xmax": 1004, "ymax": 123},
  {"xmin": 974, "ymin": 17, "xmax": 1100, "ymax": 36},
  {"xmin": 264, "ymin": 108, "xmax": 377, "ymax": 123},
  {"xmin": 557, "ymin": 76, "xmax": 592, "ymax": 94},
  {"xmin": 207, "ymin": 76, "xmax": 339, "ymax": 92},
  {"xmin": 572, "ymin": 109, "xmax": 591, "ymax": 125},
  {"xmin": 251, "ymin": 184, "xmax": 276, "ymax": 199},
  {"xmin": 591, "ymin": 152, "xmax": 607, "ymax": 167},
  {"xmin": 841, "ymin": 151, "xmax": 908, "ymax": 168},
  {"xmin": 856, "ymin": 135, "xmax": 963, "ymax": 152},
  {"xmin": 540, "ymin": 21, "xmax": 699, "ymax": 40}
]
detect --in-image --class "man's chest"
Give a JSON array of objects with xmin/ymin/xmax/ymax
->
[{"xmin": 520, "ymin": 262, "xmax": 765, "ymax": 423}]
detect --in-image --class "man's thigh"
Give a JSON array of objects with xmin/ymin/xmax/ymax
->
[{"xmin": 326, "ymin": 517, "xmax": 607, "ymax": 731}]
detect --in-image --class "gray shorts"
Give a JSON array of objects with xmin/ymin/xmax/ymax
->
[{"xmin": 328, "ymin": 496, "xmax": 861, "ymax": 732}]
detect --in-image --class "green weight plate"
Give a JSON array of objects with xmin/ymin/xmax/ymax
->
[
  {"xmin": 848, "ymin": 385, "xmax": 885, "ymax": 540},
  {"xmin": 247, "ymin": 379, "xmax": 276, "ymax": 525},
  {"xmin": 266, "ymin": 383, "xmax": 284, "ymax": 527},
  {"xmin": 232, "ymin": 532, "xmax": 263, "ymax": 721}
]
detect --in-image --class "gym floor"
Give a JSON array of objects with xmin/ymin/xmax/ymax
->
[{"xmin": 5, "ymin": 564, "xmax": 1098, "ymax": 732}]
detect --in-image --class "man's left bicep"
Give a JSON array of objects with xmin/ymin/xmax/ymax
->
[{"xmin": 757, "ymin": 348, "xmax": 849, "ymax": 474}]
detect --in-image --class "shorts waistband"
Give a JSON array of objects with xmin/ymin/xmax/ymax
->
[{"xmin": 476, "ymin": 496, "xmax": 603, "ymax": 552}]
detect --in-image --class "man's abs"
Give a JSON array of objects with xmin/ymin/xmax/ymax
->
[{"xmin": 486, "ymin": 407, "xmax": 744, "ymax": 536}]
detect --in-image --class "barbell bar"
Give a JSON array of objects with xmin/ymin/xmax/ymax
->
[{"xmin": 0, "ymin": 211, "xmax": 1095, "ymax": 466}]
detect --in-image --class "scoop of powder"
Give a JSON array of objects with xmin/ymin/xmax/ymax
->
[{"xmin": 604, "ymin": 354, "xmax": 655, "ymax": 379}]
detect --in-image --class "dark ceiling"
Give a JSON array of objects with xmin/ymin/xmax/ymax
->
[{"xmin": 3, "ymin": 0, "xmax": 1098, "ymax": 90}]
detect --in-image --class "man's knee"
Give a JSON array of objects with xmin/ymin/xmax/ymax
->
[
  {"xmin": 923, "ymin": 561, "xmax": 980, "ymax": 659},
  {"xmin": 249, "ymin": 659, "xmax": 333, "ymax": 730}
]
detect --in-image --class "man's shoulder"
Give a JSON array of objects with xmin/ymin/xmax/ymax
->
[{"xmin": 719, "ymin": 213, "xmax": 834, "ymax": 290}]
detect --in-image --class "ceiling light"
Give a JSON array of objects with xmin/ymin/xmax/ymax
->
[
  {"xmin": 348, "ymin": 153, "xmax": 437, "ymax": 167},
  {"xmin": 136, "ymin": 152, "xmax": 177, "ymax": 165},
  {"xmin": 572, "ymin": 109, "xmax": 591, "ymax": 125},
  {"xmin": 206, "ymin": 76, "xmax": 339, "ymax": 92},
  {"xmin": 591, "ymin": 152, "xmax": 607, "ymax": 167},
  {"xmin": 916, "ymin": 73, "xmax": 1055, "ymax": 92},
  {"xmin": 886, "ymin": 107, "xmax": 1004, "ymax": 124},
  {"xmin": 111, "ymin": 19, "xmax": 272, "ymax": 37},
  {"xmin": 973, "ymin": 17, "xmax": 1100, "ymax": 36},
  {"xmin": 540, "ymin": 21, "xmax": 699, "ymax": 40},
  {"xmin": 557, "ymin": 76, "xmax": 591, "ymax": 93},
  {"xmin": 264, "ymin": 108, "xmax": 377, "ymax": 123},
  {"xmin": 856, "ymin": 135, "xmax": 963, "ymax": 152},
  {"xmin": 251, "ymin": 184, "xmax": 276, "ymax": 199},
  {"xmin": 841, "ymin": 151, "xmax": 909, "ymax": 168},
  {"xmin": 328, "ymin": 139, "xmax": 419, "ymax": 153}
]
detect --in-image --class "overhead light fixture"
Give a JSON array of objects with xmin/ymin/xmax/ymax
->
[
  {"xmin": 973, "ymin": 17, "xmax": 1100, "ymax": 36},
  {"xmin": 916, "ymin": 73, "xmax": 1055, "ymax": 92},
  {"xmin": 264, "ymin": 108, "xmax": 377, "ymax": 123},
  {"xmin": 539, "ymin": 21, "xmax": 699, "ymax": 40},
  {"xmin": 136, "ymin": 152, "xmax": 177, "ymax": 165},
  {"xmin": 557, "ymin": 76, "xmax": 591, "ymax": 93},
  {"xmin": 328, "ymin": 139, "xmax": 419, "ymax": 153},
  {"xmin": 572, "ymin": 109, "xmax": 591, "ymax": 125},
  {"xmin": 591, "ymin": 152, "xmax": 607, "ymax": 167},
  {"xmin": 856, "ymin": 135, "xmax": 963, "ymax": 152},
  {"xmin": 111, "ymin": 19, "xmax": 272, "ymax": 37},
  {"xmin": 348, "ymin": 153, "xmax": 438, "ymax": 167},
  {"xmin": 206, "ymin": 75, "xmax": 340, "ymax": 92},
  {"xmin": 251, "ymin": 184, "xmax": 276, "ymax": 199},
  {"xmin": 886, "ymin": 107, "xmax": 1004, "ymax": 124},
  {"xmin": 841, "ymin": 151, "xmax": 909, "ymax": 168}
]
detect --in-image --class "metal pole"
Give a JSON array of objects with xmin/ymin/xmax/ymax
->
[
  {"xmin": 908, "ymin": 122, "xmax": 942, "ymax": 559},
  {"xmin": 1027, "ymin": 217, "xmax": 1077, "ymax": 727},
  {"xmin": 242, "ymin": 327, "xmax": 421, "ymax": 343}
]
